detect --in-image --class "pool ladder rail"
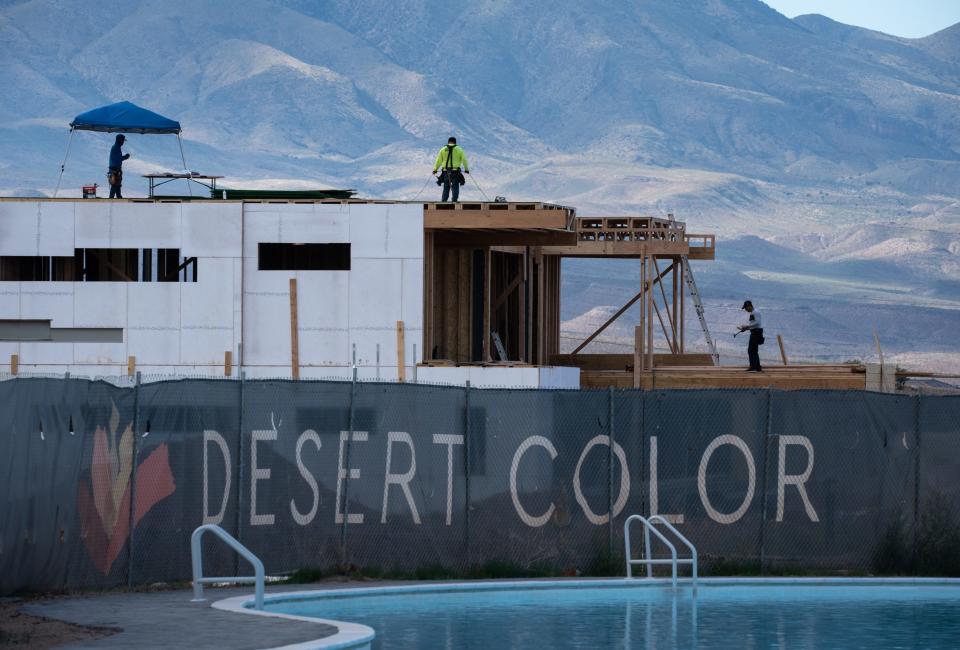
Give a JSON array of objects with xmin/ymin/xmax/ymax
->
[
  {"xmin": 190, "ymin": 524, "xmax": 265, "ymax": 610},
  {"xmin": 624, "ymin": 514, "xmax": 698, "ymax": 591}
]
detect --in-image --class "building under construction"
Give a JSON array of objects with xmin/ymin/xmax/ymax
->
[{"xmin": 0, "ymin": 197, "xmax": 898, "ymax": 390}]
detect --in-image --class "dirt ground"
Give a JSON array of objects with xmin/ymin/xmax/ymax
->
[{"xmin": 0, "ymin": 600, "xmax": 116, "ymax": 649}]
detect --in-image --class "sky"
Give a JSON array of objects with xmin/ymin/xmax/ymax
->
[{"xmin": 763, "ymin": 0, "xmax": 960, "ymax": 38}]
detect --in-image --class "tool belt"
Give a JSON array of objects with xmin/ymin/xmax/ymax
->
[
  {"xmin": 750, "ymin": 328, "xmax": 765, "ymax": 345},
  {"xmin": 107, "ymin": 168, "xmax": 122, "ymax": 186},
  {"xmin": 441, "ymin": 169, "xmax": 465, "ymax": 186}
]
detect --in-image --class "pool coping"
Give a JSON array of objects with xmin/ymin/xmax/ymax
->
[{"xmin": 214, "ymin": 576, "xmax": 960, "ymax": 650}]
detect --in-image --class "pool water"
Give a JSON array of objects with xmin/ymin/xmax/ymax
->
[{"xmin": 264, "ymin": 581, "xmax": 960, "ymax": 649}]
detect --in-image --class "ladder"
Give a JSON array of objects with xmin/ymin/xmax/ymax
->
[
  {"xmin": 681, "ymin": 256, "xmax": 719, "ymax": 365},
  {"xmin": 624, "ymin": 514, "xmax": 698, "ymax": 591}
]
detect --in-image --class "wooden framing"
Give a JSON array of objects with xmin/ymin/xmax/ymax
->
[
  {"xmin": 10, "ymin": 354, "xmax": 18, "ymax": 375},
  {"xmin": 225, "ymin": 350, "xmax": 233, "ymax": 377},
  {"xmin": 289, "ymin": 278, "xmax": 300, "ymax": 379},
  {"xmin": 396, "ymin": 321, "xmax": 406, "ymax": 382}
]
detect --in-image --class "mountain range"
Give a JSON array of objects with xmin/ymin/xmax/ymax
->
[{"xmin": 0, "ymin": 0, "xmax": 958, "ymax": 370}]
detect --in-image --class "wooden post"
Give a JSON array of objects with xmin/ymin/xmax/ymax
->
[
  {"xmin": 225, "ymin": 350, "xmax": 233, "ymax": 376},
  {"xmin": 633, "ymin": 325, "xmax": 643, "ymax": 389},
  {"xmin": 519, "ymin": 249, "xmax": 527, "ymax": 363},
  {"xmin": 396, "ymin": 320, "xmax": 406, "ymax": 382},
  {"xmin": 127, "ymin": 355, "xmax": 136, "ymax": 377},
  {"xmin": 679, "ymin": 258, "xmax": 685, "ymax": 354},
  {"xmin": 289, "ymin": 278, "xmax": 300, "ymax": 379},
  {"xmin": 646, "ymin": 254, "xmax": 654, "ymax": 373},
  {"xmin": 639, "ymin": 254, "xmax": 646, "ymax": 371},
  {"xmin": 483, "ymin": 248, "xmax": 492, "ymax": 361},
  {"xmin": 776, "ymin": 335, "xmax": 788, "ymax": 366},
  {"xmin": 672, "ymin": 257, "xmax": 679, "ymax": 353},
  {"xmin": 10, "ymin": 354, "xmax": 18, "ymax": 375}
]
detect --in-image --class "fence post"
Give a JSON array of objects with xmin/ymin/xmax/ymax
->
[
  {"xmin": 340, "ymin": 363, "xmax": 358, "ymax": 567},
  {"xmin": 608, "ymin": 386, "xmax": 615, "ymax": 559},
  {"xmin": 127, "ymin": 371, "xmax": 142, "ymax": 589},
  {"xmin": 640, "ymin": 389, "xmax": 647, "ymax": 517},
  {"xmin": 236, "ymin": 371, "xmax": 246, "ymax": 574},
  {"xmin": 464, "ymin": 380, "xmax": 472, "ymax": 568},
  {"xmin": 913, "ymin": 393, "xmax": 921, "ymax": 569},
  {"xmin": 758, "ymin": 388, "xmax": 772, "ymax": 575}
]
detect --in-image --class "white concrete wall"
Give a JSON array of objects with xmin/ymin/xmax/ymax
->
[
  {"xmin": 1, "ymin": 200, "xmax": 578, "ymax": 388},
  {"xmin": 0, "ymin": 200, "xmax": 241, "ymax": 376}
]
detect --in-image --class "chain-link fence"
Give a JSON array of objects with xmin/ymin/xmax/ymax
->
[{"xmin": 2, "ymin": 376, "xmax": 959, "ymax": 595}]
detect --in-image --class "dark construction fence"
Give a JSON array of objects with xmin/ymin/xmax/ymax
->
[{"xmin": 2, "ymin": 377, "xmax": 959, "ymax": 595}]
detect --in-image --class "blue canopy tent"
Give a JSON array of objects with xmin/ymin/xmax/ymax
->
[{"xmin": 54, "ymin": 101, "xmax": 191, "ymax": 196}]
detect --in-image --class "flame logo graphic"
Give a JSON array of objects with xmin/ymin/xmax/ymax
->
[{"xmin": 76, "ymin": 403, "xmax": 176, "ymax": 575}]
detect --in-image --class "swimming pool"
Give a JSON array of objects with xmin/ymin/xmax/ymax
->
[{"xmin": 216, "ymin": 578, "xmax": 960, "ymax": 649}]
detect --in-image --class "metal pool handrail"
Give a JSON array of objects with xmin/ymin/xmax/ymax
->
[
  {"xmin": 190, "ymin": 524, "xmax": 265, "ymax": 610},
  {"xmin": 624, "ymin": 514, "xmax": 698, "ymax": 590}
]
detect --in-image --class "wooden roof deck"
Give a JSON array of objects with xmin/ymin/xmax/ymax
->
[{"xmin": 580, "ymin": 364, "xmax": 867, "ymax": 391}]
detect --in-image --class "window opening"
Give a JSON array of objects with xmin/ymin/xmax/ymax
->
[{"xmin": 258, "ymin": 243, "xmax": 351, "ymax": 271}]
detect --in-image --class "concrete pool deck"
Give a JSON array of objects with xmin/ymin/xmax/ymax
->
[{"xmin": 20, "ymin": 583, "xmax": 369, "ymax": 650}]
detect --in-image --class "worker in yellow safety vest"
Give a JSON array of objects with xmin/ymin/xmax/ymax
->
[{"xmin": 432, "ymin": 137, "xmax": 469, "ymax": 202}]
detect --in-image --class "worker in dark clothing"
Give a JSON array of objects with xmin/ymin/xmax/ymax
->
[
  {"xmin": 738, "ymin": 300, "xmax": 764, "ymax": 372},
  {"xmin": 108, "ymin": 134, "xmax": 130, "ymax": 199},
  {"xmin": 432, "ymin": 136, "xmax": 469, "ymax": 202}
]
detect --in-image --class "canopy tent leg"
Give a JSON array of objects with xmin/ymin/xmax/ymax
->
[
  {"xmin": 53, "ymin": 128, "xmax": 75, "ymax": 198},
  {"xmin": 177, "ymin": 133, "xmax": 193, "ymax": 197}
]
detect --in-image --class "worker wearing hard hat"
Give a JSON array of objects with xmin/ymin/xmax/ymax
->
[
  {"xmin": 738, "ymin": 300, "xmax": 764, "ymax": 372},
  {"xmin": 432, "ymin": 137, "xmax": 469, "ymax": 202}
]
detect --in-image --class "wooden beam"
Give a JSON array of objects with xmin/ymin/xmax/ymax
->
[
  {"xmin": 457, "ymin": 250, "xmax": 471, "ymax": 362},
  {"xmin": 425, "ymin": 210, "xmax": 570, "ymax": 230},
  {"xmin": 652, "ymin": 258, "xmax": 677, "ymax": 353},
  {"xmin": 520, "ymin": 248, "xmax": 527, "ymax": 363},
  {"xmin": 423, "ymin": 232, "xmax": 434, "ymax": 361},
  {"xmin": 570, "ymin": 263, "xmax": 674, "ymax": 355},
  {"xmin": 127, "ymin": 355, "xmax": 136, "ymax": 377},
  {"xmin": 224, "ymin": 350, "xmax": 233, "ymax": 376},
  {"xmin": 289, "ymin": 278, "xmax": 300, "ymax": 379},
  {"xmin": 434, "ymin": 229, "xmax": 578, "ymax": 248},
  {"xmin": 10, "ymin": 354, "xmax": 18, "ymax": 375},
  {"xmin": 494, "ymin": 273, "xmax": 523, "ymax": 311},
  {"xmin": 777, "ymin": 335, "xmax": 788, "ymax": 366}
]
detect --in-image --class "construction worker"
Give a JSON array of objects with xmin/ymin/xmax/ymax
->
[
  {"xmin": 108, "ymin": 134, "xmax": 130, "ymax": 199},
  {"xmin": 432, "ymin": 136, "xmax": 469, "ymax": 202},
  {"xmin": 738, "ymin": 300, "xmax": 764, "ymax": 372}
]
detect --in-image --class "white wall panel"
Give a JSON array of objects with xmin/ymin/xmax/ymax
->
[
  {"xmin": 180, "ymin": 327, "xmax": 233, "ymax": 365},
  {"xmin": 181, "ymin": 258, "xmax": 234, "ymax": 329},
  {"xmin": 349, "ymin": 326, "xmax": 396, "ymax": 369},
  {"xmin": 74, "ymin": 283, "xmax": 127, "ymax": 327},
  {"xmin": 20, "ymin": 284, "xmax": 74, "ymax": 327},
  {"xmin": 107, "ymin": 202, "xmax": 181, "ymax": 249},
  {"xmin": 0, "ymin": 202, "xmax": 40, "ymax": 254},
  {"xmin": 0, "ymin": 287, "xmax": 19, "ymax": 319},
  {"xmin": 74, "ymin": 201, "xmax": 112, "ymax": 247},
  {"xmin": 279, "ymin": 210, "xmax": 349, "ymax": 243},
  {"xmin": 243, "ymin": 266, "xmax": 293, "ymax": 294},
  {"xmin": 18, "ymin": 342, "xmax": 74, "ymax": 365},
  {"xmin": 242, "ymin": 293, "xmax": 289, "ymax": 365},
  {"xmin": 296, "ymin": 272, "xmax": 349, "ymax": 330},
  {"xmin": 384, "ymin": 204, "xmax": 424, "ymax": 258},
  {"xmin": 181, "ymin": 202, "xmax": 242, "ymax": 257},
  {"xmin": 348, "ymin": 207, "xmax": 388, "ymax": 258},
  {"xmin": 349, "ymin": 258, "xmax": 403, "ymax": 328},
  {"xmin": 74, "ymin": 342, "xmax": 126, "ymax": 365},
  {"xmin": 127, "ymin": 328, "xmax": 180, "ymax": 365},
  {"xmin": 37, "ymin": 202, "xmax": 76, "ymax": 255},
  {"xmin": 401, "ymin": 258, "xmax": 424, "ymax": 330},
  {"xmin": 242, "ymin": 211, "xmax": 280, "ymax": 258},
  {"xmin": 298, "ymin": 329, "xmax": 350, "ymax": 366},
  {"xmin": 0, "ymin": 341, "xmax": 19, "ymax": 361},
  {"xmin": 538, "ymin": 366, "xmax": 581, "ymax": 389},
  {"xmin": 127, "ymin": 283, "xmax": 180, "ymax": 329}
]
